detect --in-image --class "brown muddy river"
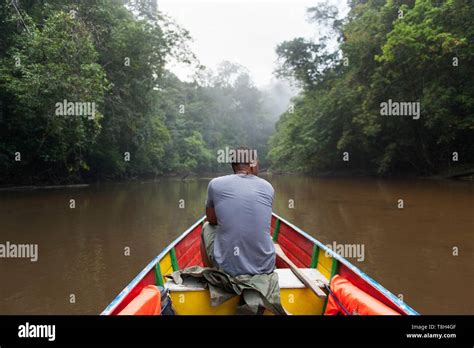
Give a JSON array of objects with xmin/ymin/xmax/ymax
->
[{"xmin": 0, "ymin": 175, "xmax": 472, "ymax": 314}]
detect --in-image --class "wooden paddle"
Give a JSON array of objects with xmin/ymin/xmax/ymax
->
[{"xmin": 274, "ymin": 243, "xmax": 327, "ymax": 298}]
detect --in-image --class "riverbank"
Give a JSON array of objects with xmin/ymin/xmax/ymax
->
[
  {"xmin": 1, "ymin": 166, "xmax": 472, "ymax": 192},
  {"xmin": 0, "ymin": 184, "xmax": 90, "ymax": 192}
]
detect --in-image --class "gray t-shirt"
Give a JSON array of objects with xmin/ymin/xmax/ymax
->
[{"xmin": 206, "ymin": 174, "xmax": 276, "ymax": 276}]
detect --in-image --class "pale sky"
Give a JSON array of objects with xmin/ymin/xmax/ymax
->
[{"xmin": 158, "ymin": 0, "xmax": 346, "ymax": 87}]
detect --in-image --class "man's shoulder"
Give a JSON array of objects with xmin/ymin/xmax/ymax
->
[
  {"xmin": 208, "ymin": 175, "xmax": 235, "ymax": 189},
  {"xmin": 254, "ymin": 176, "xmax": 274, "ymax": 193},
  {"xmin": 209, "ymin": 175, "xmax": 273, "ymax": 193},
  {"xmin": 209, "ymin": 174, "xmax": 234, "ymax": 184}
]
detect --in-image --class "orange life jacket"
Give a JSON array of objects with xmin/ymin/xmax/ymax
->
[
  {"xmin": 118, "ymin": 285, "xmax": 162, "ymax": 315},
  {"xmin": 324, "ymin": 275, "xmax": 400, "ymax": 315}
]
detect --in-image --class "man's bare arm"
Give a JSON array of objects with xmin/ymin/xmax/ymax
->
[{"xmin": 206, "ymin": 207, "xmax": 217, "ymax": 225}]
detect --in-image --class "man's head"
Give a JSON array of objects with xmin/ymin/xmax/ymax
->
[{"xmin": 231, "ymin": 146, "xmax": 259, "ymax": 175}]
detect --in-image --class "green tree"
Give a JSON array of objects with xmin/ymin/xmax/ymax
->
[
  {"xmin": 0, "ymin": 10, "xmax": 107, "ymax": 183},
  {"xmin": 269, "ymin": 0, "xmax": 474, "ymax": 176}
]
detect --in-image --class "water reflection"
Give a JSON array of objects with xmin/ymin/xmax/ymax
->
[{"xmin": 0, "ymin": 176, "xmax": 472, "ymax": 314}]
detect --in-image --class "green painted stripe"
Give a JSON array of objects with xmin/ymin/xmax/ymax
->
[
  {"xmin": 322, "ymin": 258, "xmax": 339, "ymax": 315},
  {"xmin": 330, "ymin": 258, "xmax": 339, "ymax": 279},
  {"xmin": 155, "ymin": 262, "xmax": 164, "ymax": 287},
  {"xmin": 272, "ymin": 219, "xmax": 281, "ymax": 242},
  {"xmin": 170, "ymin": 248, "xmax": 179, "ymax": 271},
  {"xmin": 310, "ymin": 244, "xmax": 319, "ymax": 268}
]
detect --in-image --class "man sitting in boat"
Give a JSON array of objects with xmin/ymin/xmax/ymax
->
[
  {"xmin": 200, "ymin": 147, "xmax": 276, "ymax": 277},
  {"xmin": 167, "ymin": 147, "xmax": 284, "ymax": 314}
]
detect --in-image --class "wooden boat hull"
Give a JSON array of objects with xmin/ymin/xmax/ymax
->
[{"xmin": 102, "ymin": 213, "xmax": 418, "ymax": 315}]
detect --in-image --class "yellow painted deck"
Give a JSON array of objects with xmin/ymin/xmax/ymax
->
[{"xmin": 166, "ymin": 268, "xmax": 328, "ymax": 315}]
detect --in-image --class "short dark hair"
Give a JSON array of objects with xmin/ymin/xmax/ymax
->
[
  {"xmin": 230, "ymin": 146, "xmax": 251, "ymax": 165},
  {"xmin": 230, "ymin": 146, "xmax": 257, "ymax": 170}
]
